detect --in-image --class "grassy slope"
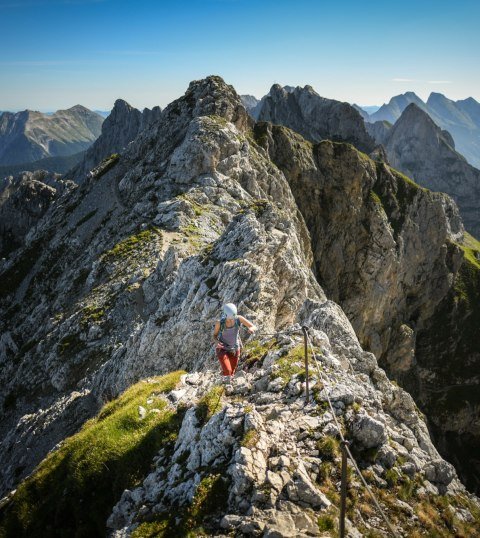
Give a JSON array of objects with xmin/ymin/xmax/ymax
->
[{"xmin": 0, "ymin": 371, "xmax": 186, "ymax": 538}]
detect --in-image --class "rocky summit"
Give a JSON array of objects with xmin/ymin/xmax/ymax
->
[{"xmin": 0, "ymin": 76, "xmax": 479, "ymax": 537}]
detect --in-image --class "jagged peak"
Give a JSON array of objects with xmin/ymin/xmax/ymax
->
[
  {"xmin": 396, "ymin": 102, "xmax": 435, "ymax": 125},
  {"xmin": 163, "ymin": 75, "xmax": 250, "ymax": 131}
]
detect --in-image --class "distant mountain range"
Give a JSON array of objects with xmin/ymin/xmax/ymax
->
[
  {"xmin": 363, "ymin": 92, "xmax": 480, "ymax": 168},
  {"xmin": 370, "ymin": 103, "xmax": 480, "ymax": 236},
  {"xmin": 0, "ymin": 106, "xmax": 104, "ymax": 167}
]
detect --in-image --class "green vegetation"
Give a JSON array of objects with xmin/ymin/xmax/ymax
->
[
  {"xmin": 74, "ymin": 209, "xmax": 97, "ymax": 228},
  {"xmin": 317, "ymin": 435, "xmax": 340, "ymax": 461},
  {"xmin": 273, "ymin": 344, "xmax": 308, "ymax": 385},
  {"xmin": 195, "ymin": 386, "xmax": 224, "ymax": 425},
  {"xmin": 0, "ymin": 372, "xmax": 185, "ymax": 538},
  {"xmin": 102, "ymin": 227, "xmax": 161, "ymax": 264},
  {"xmin": 80, "ymin": 304, "xmax": 106, "ymax": 328},
  {"xmin": 317, "ymin": 514, "xmax": 335, "ymax": 532},
  {"xmin": 463, "ymin": 231, "xmax": 480, "ymax": 252},
  {"xmin": 369, "ymin": 190, "xmax": 383, "ymax": 207},
  {"xmin": 207, "ymin": 114, "xmax": 228, "ymax": 127},
  {"xmin": 330, "ymin": 462, "xmax": 480, "ymax": 538},
  {"xmin": 384, "ymin": 468, "xmax": 400, "ymax": 487},
  {"xmin": 241, "ymin": 428, "xmax": 260, "ymax": 449},
  {"xmin": 242, "ymin": 338, "xmax": 275, "ymax": 367},
  {"xmin": 131, "ymin": 472, "xmax": 229, "ymax": 537},
  {"xmin": 184, "ymin": 473, "xmax": 229, "ymax": 531},
  {"xmin": 93, "ymin": 153, "xmax": 120, "ymax": 179}
]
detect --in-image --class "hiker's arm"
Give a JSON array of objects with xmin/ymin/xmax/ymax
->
[
  {"xmin": 238, "ymin": 315, "xmax": 257, "ymax": 333},
  {"xmin": 213, "ymin": 321, "xmax": 220, "ymax": 342}
]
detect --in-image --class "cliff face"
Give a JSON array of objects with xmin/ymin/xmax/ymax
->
[
  {"xmin": 383, "ymin": 104, "xmax": 480, "ymax": 238},
  {"xmin": 257, "ymin": 84, "xmax": 376, "ymax": 153},
  {"xmin": 69, "ymin": 99, "xmax": 161, "ymax": 182},
  {"xmin": 0, "ymin": 76, "xmax": 479, "ymax": 536},
  {"xmin": 0, "ymin": 106, "xmax": 103, "ymax": 166},
  {"xmin": 0, "ymin": 171, "xmax": 70, "ymax": 257},
  {"xmin": 254, "ymin": 121, "xmax": 480, "ymax": 493}
]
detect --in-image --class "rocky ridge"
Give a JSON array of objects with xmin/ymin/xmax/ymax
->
[
  {"xmin": 257, "ymin": 84, "xmax": 376, "ymax": 154},
  {"xmin": 106, "ymin": 325, "xmax": 479, "ymax": 537},
  {"xmin": 0, "ymin": 76, "xmax": 479, "ymax": 535}
]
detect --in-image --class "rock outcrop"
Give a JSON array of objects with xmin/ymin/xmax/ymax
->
[
  {"xmin": 257, "ymin": 84, "xmax": 376, "ymax": 153},
  {"xmin": 0, "ymin": 106, "xmax": 103, "ymax": 166},
  {"xmin": 382, "ymin": 103, "xmax": 480, "ymax": 237},
  {"xmin": 0, "ymin": 171, "xmax": 70, "ymax": 257},
  {"xmin": 69, "ymin": 99, "xmax": 161, "ymax": 182},
  {"xmin": 0, "ymin": 76, "xmax": 479, "ymax": 536}
]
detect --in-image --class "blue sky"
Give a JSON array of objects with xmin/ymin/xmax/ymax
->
[{"xmin": 0, "ymin": 0, "xmax": 479, "ymax": 111}]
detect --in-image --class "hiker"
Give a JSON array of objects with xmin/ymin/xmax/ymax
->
[{"xmin": 213, "ymin": 303, "xmax": 257, "ymax": 382}]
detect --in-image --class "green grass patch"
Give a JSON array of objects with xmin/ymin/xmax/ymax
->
[
  {"xmin": 317, "ymin": 514, "xmax": 335, "ymax": 532},
  {"xmin": 273, "ymin": 344, "xmax": 312, "ymax": 385},
  {"xmin": 92, "ymin": 153, "xmax": 120, "ymax": 179},
  {"xmin": 195, "ymin": 386, "xmax": 224, "ymax": 425},
  {"xmin": 243, "ymin": 338, "xmax": 275, "ymax": 367},
  {"xmin": 80, "ymin": 304, "xmax": 106, "ymax": 327},
  {"xmin": 184, "ymin": 473, "xmax": 229, "ymax": 531},
  {"xmin": 132, "ymin": 472, "xmax": 229, "ymax": 537},
  {"xmin": 102, "ymin": 227, "xmax": 161, "ymax": 264},
  {"xmin": 0, "ymin": 371, "xmax": 185, "ymax": 538},
  {"xmin": 369, "ymin": 190, "xmax": 383, "ymax": 207},
  {"xmin": 317, "ymin": 435, "xmax": 340, "ymax": 461},
  {"xmin": 241, "ymin": 428, "xmax": 260, "ymax": 449}
]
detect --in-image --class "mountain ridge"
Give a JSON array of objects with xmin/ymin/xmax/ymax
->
[
  {"xmin": 0, "ymin": 106, "xmax": 103, "ymax": 167},
  {"xmin": 0, "ymin": 75, "xmax": 479, "ymax": 536}
]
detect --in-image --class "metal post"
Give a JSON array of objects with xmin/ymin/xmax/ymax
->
[
  {"xmin": 339, "ymin": 440, "xmax": 350, "ymax": 538},
  {"xmin": 301, "ymin": 326, "xmax": 309, "ymax": 404}
]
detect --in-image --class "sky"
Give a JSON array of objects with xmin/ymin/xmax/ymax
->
[{"xmin": 0, "ymin": 0, "xmax": 479, "ymax": 112}]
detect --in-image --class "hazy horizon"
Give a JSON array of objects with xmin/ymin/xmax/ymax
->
[
  {"xmin": 1, "ymin": 0, "xmax": 479, "ymax": 111},
  {"xmin": 1, "ymin": 84, "xmax": 477, "ymax": 115}
]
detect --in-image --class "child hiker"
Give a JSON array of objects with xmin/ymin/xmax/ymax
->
[{"xmin": 213, "ymin": 303, "xmax": 257, "ymax": 383}]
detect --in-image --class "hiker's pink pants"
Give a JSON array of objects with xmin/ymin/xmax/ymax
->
[{"xmin": 216, "ymin": 345, "xmax": 240, "ymax": 376}]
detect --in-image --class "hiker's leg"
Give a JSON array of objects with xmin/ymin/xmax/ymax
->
[
  {"xmin": 217, "ymin": 347, "xmax": 232, "ymax": 376},
  {"xmin": 230, "ymin": 350, "xmax": 240, "ymax": 374}
]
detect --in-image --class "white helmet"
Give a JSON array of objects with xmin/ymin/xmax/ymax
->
[{"xmin": 223, "ymin": 303, "xmax": 237, "ymax": 319}]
